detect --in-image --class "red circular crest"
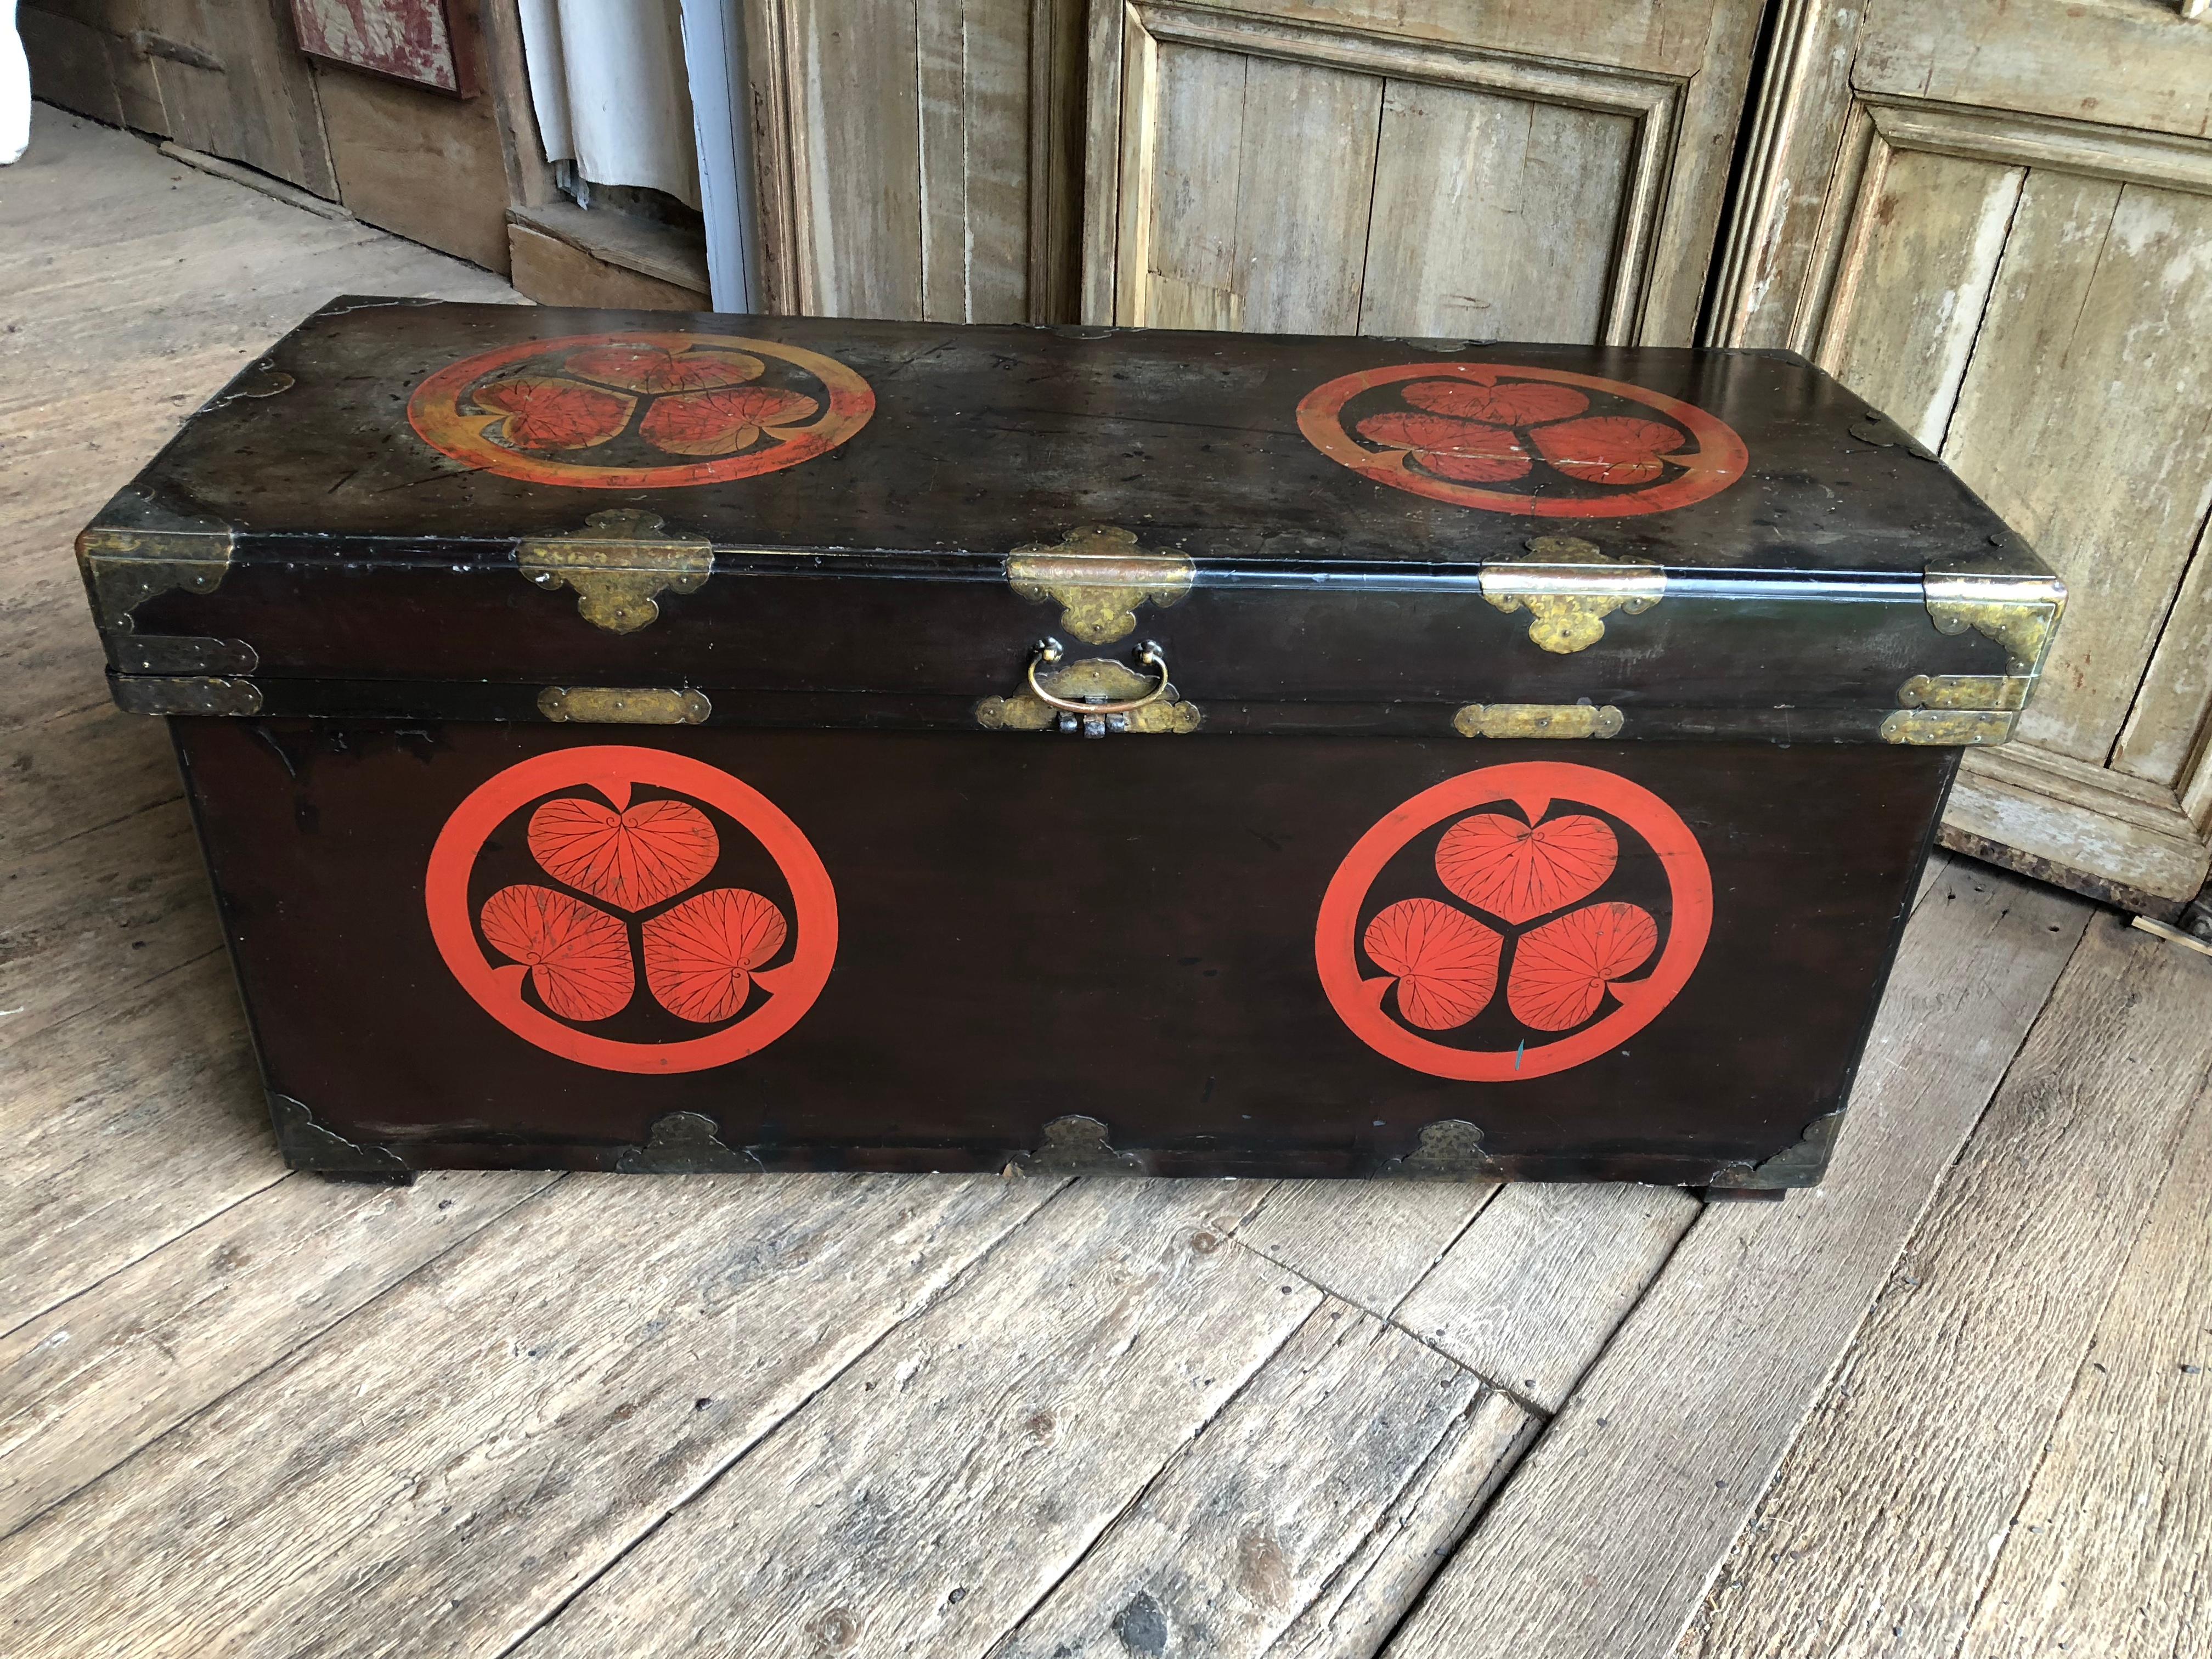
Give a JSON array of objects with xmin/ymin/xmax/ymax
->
[
  {"xmin": 426, "ymin": 747, "xmax": 836, "ymax": 1074},
  {"xmin": 1297, "ymin": 362, "xmax": 1747, "ymax": 517},
  {"xmin": 1316, "ymin": 762, "xmax": 1711, "ymax": 1080},
  {"xmin": 407, "ymin": 331, "xmax": 873, "ymax": 488}
]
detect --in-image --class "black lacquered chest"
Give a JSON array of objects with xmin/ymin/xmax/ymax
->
[{"xmin": 76, "ymin": 299, "xmax": 2062, "ymax": 1187}]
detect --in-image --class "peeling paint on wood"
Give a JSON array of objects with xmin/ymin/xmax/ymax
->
[{"xmin": 289, "ymin": 0, "xmax": 467, "ymax": 95}]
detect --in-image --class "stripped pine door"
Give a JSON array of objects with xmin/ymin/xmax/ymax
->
[
  {"xmin": 1078, "ymin": 0, "xmax": 1767, "ymax": 343},
  {"xmin": 1709, "ymin": 0, "xmax": 2212, "ymax": 918},
  {"xmin": 742, "ymin": 0, "xmax": 1087, "ymax": 323}
]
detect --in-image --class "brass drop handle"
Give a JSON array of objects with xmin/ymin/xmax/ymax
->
[{"xmin": 1024, "ymin": 637, "xmax": 1171, "ymax": 715}]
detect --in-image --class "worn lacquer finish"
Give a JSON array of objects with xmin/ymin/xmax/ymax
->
[
  {"xmin": 169, "ymin": 720, "xmax": 1953, "ymax": 1183},
  {"xmin": 84, "ymin": 299, "xmax": 2049, "ymax": 738}
]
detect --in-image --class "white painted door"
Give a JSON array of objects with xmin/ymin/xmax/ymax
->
[{"xmin": 1711, "ymin": 0, "xmax": 2212, "ymax": 917}]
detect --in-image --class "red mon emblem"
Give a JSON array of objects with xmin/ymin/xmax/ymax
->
[
  {"xmin": 426, "ymin": 747, "xmax": 836, "ymax": 1074},
  {"xmin": 1297, "ymin": 362, "xmax": 1747, "ymax": 517},
  {"xmin": 1316, "ymin": 762, "xmax": 1711, "ymax": 1081},
  {"xmin": 407, "ymin": 331, "xmax": 873, "ymax": 489}
]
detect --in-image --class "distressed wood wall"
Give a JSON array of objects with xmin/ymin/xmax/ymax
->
[
  {"xmin": 741, "ymin": 0, "xmax": 1765, "ymax": 344},
  {"xmin": 19, "ymin": 0, "xmax": 338, "ymax": 195},
  {"xmin": 743, "ymin": 0, "xmax": 1088, "ymax": 323}
]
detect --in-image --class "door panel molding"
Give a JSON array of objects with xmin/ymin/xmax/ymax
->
[
  {"xmin": 1947, "ymin": 747, "xmax": 2210, "ymax": 922},
  {"xmin": 1791, "ymin": 96, "xmax": 2212, "ymax": 361},
  {"xmin": 1082, "ymin": 0, "xmax": 1697, "ymax": 341}
]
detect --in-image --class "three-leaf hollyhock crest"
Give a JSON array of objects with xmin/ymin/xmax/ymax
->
[
  {"xmin": 1355, "ymin": 370, "xmax": 1692, "ymax": 493},
  {"xmin": 1363, "ymin": 807, "xmax": 1660, "ymax": 1036},
  {"xmin": 470, "ymin": 343, "xmax": 819, "ymax": 460},
  {"xmin": 478, "ymin": 789, "xmax": 788, "ymax": 1025}
]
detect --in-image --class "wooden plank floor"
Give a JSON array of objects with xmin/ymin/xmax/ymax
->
[{"xmin": 4, "ymin": 106, "xmax": 2209, "ymax": 1658}]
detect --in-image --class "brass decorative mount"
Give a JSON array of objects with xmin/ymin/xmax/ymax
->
[
  {"xmin": 1007, "ymin": 523, "xmax": 1194, "ymax": 645},
  {"xmin": 517, "ymin": 509, "xmax": 713, "ymax": 634},
  {"xmin": 538, "ymin": 686, "xmax": 712, "ymax": 725},
  {"xmin": 1479, "ymin": 536, "xmax": 1666, "ymax": 654}
]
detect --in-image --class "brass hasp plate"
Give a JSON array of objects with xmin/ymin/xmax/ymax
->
[
  {"xmin": 518, "ymin": 509, "xmax": 713, "ymax": 634},
  {"xmin": 1007, "ymin": 523, "xmax": 1194, "ymax": 645},
  {"xmin": 976, "ymin": 645, "xmax": 1201, "ymax": 736},
  {"xmin": 1453, "ymin": 702, "xmax": 1624, "ymax": 739},
  {"xmin": 539, "ymin": 686, "xmax": 712, "ymax": 725},
  {"xmin": 1480, "ymin": 537, "xmax": 1666, "ymax": 654}
]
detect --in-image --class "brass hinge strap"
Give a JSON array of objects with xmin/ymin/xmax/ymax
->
[
  {"xmin": 538, "ymin": 687, "xmax": 712, "ymax": 725},
  {"xmin": 1898, "ymin": 673, "xmax": 2030, "ymax": 712},
  {"xmin": 109, "ymin": 675, "xmax": 263, "ymax": 717},
  {"xmin": 518, "ymin": 509, "xmax": 713, "ymax": 635},
  {"xmin": 1480, "ymin": 536, "xmax": 1665, "ymax": 654},
  {"xmin": 1452, "ymin": 702, "xmax": 1623, "ymax": 739},
  {"xmin": 1880, "ymin": 709, "xmax": 2014, "ymax": 746}
]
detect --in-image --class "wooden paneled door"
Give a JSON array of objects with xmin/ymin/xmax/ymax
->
[
  {"xmin": 1078, "ymin": 0, "xmax": 1767, "ymax": 343},
  {"xmin": 1709, "ymin": 0, "xmax": 2212, "ymax": 918}
]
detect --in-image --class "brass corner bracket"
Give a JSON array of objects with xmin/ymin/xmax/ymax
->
[
  {"xmin": 518, "ymin": 509, "xmax": 713, "ymax": 634},
  {"xmin": 1452, "ymin": 702, "xmax": 1623, "ymax": 740},
  {"xmin": 1480, "ymin": 536, "xmax": 1666, "ymax": 654},
  {"xmin": 1888, "ymin": 566, "xmax": 2067, "ymax": 746},
  {"xmin": 1008, "ymin": 523, "xmax": 1194, "ymax": 645},
  {"xmin": 77, "ymin": 525, "xmax": 237, "ymax": 635},
  {"xmin": 1010, "ymin": 1114, "xmax": 1148, "ymax": 1176},
  {"xmin": 616, "ymin": 1111, "xmax": 760, "ymax": 1173},
  {"xmin": 269, "ymin": 1094, "xmax": 409, "ymax": 1176},
  {"xmin": 1379, "ymin": 1120, "xmax": 1503, "ymax": 1182},
  {"xmin": 1923, "ymin": 569, "xmax": 2067, "ymax": 677},
  {"xmin": 1706, "ymin": 1108, "xmax": 1843, "ymax": 1191}
]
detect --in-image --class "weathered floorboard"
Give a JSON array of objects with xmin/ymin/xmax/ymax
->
[
  {"xmin": 513, "ymin": 1181, "xmax": 1297, "ymax": 1659},
  {"xmin": 1235, "ymin": 1180, "xmax": 1497, "ymax": 1317},
  {"xmin": 0, "ymin": 1173, "xmax": 1061, "ymax": 1659},
  {"xmin": 1395, "ymin": 1182, "xmax": 1700, "ymax": 1410},
  {"xmin": 1682, "ymin": 915, "xmax": 2212, "ymax": 1658},
  {"xmin": 0, "ymin": 953, "xmax": 272, "ymax": 1335},
  {"xmin": 1380, "ymin": 862, "xmax": 2094, "ymax": 1659},
  {"xmin": 0, "ymin": 1168, "xmax": 558, "ymax": 1537},
  {"xmin": 0, "ymin": 101, "xmax": 529, "ymax": 1355},
  {"xmin": 1959, "ymin": 1069, "xmax": 2212, "ymax": 1659},
  {"xmin": 992, "ymin": 1302, "xmax": 1534, "ymax": 1659}
]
